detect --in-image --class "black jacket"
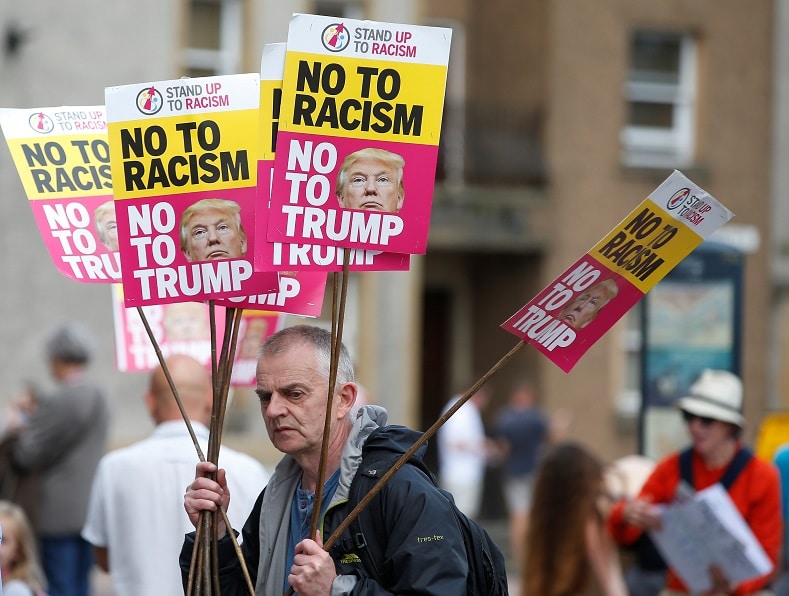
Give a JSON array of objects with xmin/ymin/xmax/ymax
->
[{"xmin": 181, "ymin": 414, "xmax": 468, "ymax": 595}]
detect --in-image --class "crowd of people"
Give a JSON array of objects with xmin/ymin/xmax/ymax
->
[
  {"xmin": 436, "ymin": 365, "xmax": 786, "ymax": 596},
  {"xmin": 1, "ymin": 319, "xmax": 788, "ymax": 595}
]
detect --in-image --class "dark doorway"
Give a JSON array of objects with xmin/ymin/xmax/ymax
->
[{"xmin": 420, "ymin": 287, "xmax": 452, "ymax": 474}]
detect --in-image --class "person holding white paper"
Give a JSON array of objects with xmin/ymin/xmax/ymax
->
[{"xmin": 607, "ymin": 369, "xmax": 782, "ymax": 595}]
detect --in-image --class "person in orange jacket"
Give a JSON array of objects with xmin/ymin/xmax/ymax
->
[{"xmin": 607, "ymin": 369, "xmax": 782, "ymax": 595}]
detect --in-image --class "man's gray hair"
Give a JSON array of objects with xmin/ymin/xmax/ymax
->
[
  {"xmin": 45, "ymin": 321, "xmax": 95, "ymax": 364},
  {"xmin": 259, "ymin": 325, "xmax": 355, "ymax": 385}
]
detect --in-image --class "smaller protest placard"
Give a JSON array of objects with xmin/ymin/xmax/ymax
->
[
  {"xmin": 650, "ymin": 484, "xmax": 773, "ymax": 592},
  {"xmin": 254, "ymin": 42, "xmax": 410, "ymax": 273},
  {"xmin": 0, "ymin": 106, "xmax": 121, "ymax": 283},
  {"xmin": 112, "ymin": 284, "xmax": 285, "ymax": 386},
  {"xmin": 266, "ymin": 14, "xmax": 452, "ymax": 255},
  {"xmin": 230, "ymin": 310, "xmax": 285, "ymax": 386},
  {"xmin": 111, "ymin": 284, "xmax": 226, "ymax": 372},
  {"xmin": 216, "ymin": 270, "xmax": 327, "ymax": 317},
  {"xmin": 502, "ymin": 170, "xmax": 734, "ymax": 372},
  {"xmin": 105, "ymin": 73, "xmax": 280, "ymax": 307}
]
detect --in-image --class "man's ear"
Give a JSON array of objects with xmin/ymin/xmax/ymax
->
[{"xmin": 335, "ymin": 382, "xmax": 358, "ymax": 419}]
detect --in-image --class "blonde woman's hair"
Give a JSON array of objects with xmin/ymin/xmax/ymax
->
[{"xmin": 0, "ymin": 501, "xmax": 46, "ymax": 591}]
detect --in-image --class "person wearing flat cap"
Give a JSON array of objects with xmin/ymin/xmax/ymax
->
[
  {"xmin": 5, "ymin": 322, "xmax": 110, "ymax": 596},
  {"xmin": 607, "ymin": 369, "xmax": 782, "ymax": 596}
]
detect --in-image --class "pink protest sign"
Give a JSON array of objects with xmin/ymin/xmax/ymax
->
[
  {"xmin": 112, "ymin": 284, "xmax": 226, "ymax": 372},
  {"xmin": 105, "ymin": 73, "xmax": 279, "ymax": 307},
  {"xmin": 266, "ymin": 15, "xmax": 452, "ymax": 255},
  {"xmin": 502, "ymin": 171, "xmax": 735, "ymax": 372},
  {"xmin": 258, "ymin": 156, "xmax": 409, "ymax": 271},
  {"xmin": 0, "ymin": 106, "xmax": 121, "ymax": 282},
  {"xmin": 216, "ymin": 270, "xmax": 327, "ymax": 317},
  {"xmin": 230, "ymin": 310, "xmax": 285, "ymax": 387},
  {"xmin": 112, "ymin": 284, "xmax": 285, "ymax": 386},
  {"xmin": 255, "ymin": 42, "xmax": 410, "ymax": 272}
]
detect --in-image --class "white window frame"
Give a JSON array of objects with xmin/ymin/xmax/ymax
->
[
  {"xmin": 183, "ymin": 0, "xmax": 242, "ymax": 75},
  {"xmin": 616, "ymin": 308, "xmax": 643, "ymax": 422},
  {"xmin": 621, "ymin": 33, "xmax": 697, "ymax": 169}
]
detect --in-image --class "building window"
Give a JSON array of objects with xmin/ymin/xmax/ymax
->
[
  {"xmin": 621, "ymin": 31, "xmax": 697, "ymax": 168},
  {"xmin": 184, "ymin": 0, "xmax": 243, "ymax": 76},
  {"xmin": 314, "ymin": 1, "xmax": 364, "ymax": 19},
  {"xmin": 616, "ymin": 303, "xmax": 643, "ymax": 425}
]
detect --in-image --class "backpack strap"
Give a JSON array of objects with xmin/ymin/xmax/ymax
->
[
  {"xmin": 679, "ymin": 446, "xmax": 694, "ymax": 486},
  {"xmin": 342, "ymin": 453, "xmax": 404, "ymax": 584},
  {"xmin": 678, "ymin": 446, "xmax": 752, "ymax": 490},
  {"xmin": 339, "ymin": 472, "xmax": 375, "ymax": 576},
  {"xmin": 719, "ymin": 447, "xmax": 752, "ymax": 490},
  {"xmin": 343, "ymin": 451, "xmax": 439, "ymax": 585}
]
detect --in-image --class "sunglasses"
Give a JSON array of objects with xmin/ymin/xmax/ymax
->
[{"xmin": 682, "ymin": 411, "xmax": 716, "ymax": 426}]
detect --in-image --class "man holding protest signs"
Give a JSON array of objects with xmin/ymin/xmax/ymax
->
[{"xmin": 181, "ymin": 325, "xmax": 468, "ymax": 594}]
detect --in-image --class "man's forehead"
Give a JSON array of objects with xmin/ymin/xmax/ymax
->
[{"xmin": 256, "ymin": 343, "xmax": 320, "ymax": 376}]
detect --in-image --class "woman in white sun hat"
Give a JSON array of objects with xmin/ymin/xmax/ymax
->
[{"xmin": 606, "ymin": 369, "xmax": 782, "ymax": 596}]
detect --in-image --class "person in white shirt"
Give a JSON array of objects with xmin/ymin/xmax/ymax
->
[
  {"xmin": 82, "ymin": 354, "xmax": 269, "ymax": 596},
  {"xmin": 437, "ymin": 385, "xmax": 494, "ymax": 519}
]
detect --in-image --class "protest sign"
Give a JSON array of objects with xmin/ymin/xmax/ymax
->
[
  {"xmin": 255, "ymin": 42, "xmax": 410, "ymax": 272},
  {"xmin": 230, "ymin": 310, "xmax": 285, "ymax": 386},
  {"xmin": 112, "ymin": 284, "xmax": 284, "ymax": 386},
  {"xmin": 218, "ymin": 270, "xmax": 327, "ymax": 317},
  {"xmin": 105, "ymin": 73, "xmax": 279, "ymax": 307},
  {"xmin": 111, "ymin": 284, "xmax": 226, "ymax": 372},
  {"xmin": 0, "ymin": 106, "xmax": 121, "ymax": 282},
  {"xmin": 266, "ymin": 14, "xmax": 452, "ymax": 255},
  {"xmin": 502, "ymin": 170, "xmax": 734, "ymax": 372}
]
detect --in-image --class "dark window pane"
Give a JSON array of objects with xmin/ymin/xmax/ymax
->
[
  {"xmin": 630, "ymin": 31, "xmax": 681, "ymax": 85},
  {"xmin": 315, "ymin": 1, "xmax": 350, "ymax": 17},
  {"xmin": 464, "ymin": 101, "xmax": 545, "ymax": 185},
  {"xmin": 190, "ymin": 0, "xmax": 221, "ymax": 51},
  {"xmin": 629, "ymin": 101, "xmax": 674, "ymax": 127},
  {"xmin": 185, "ymin": 67, "xmax": 216, "ymax": 78}
]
